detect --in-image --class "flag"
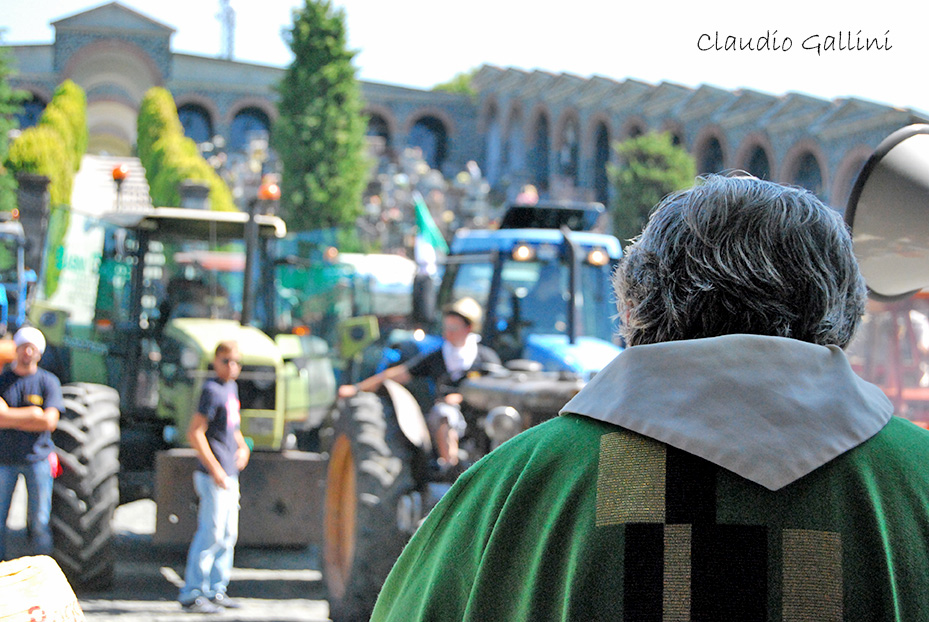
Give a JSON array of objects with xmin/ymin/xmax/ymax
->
[{"xmin": 413, "ymin": 192, "xmax": 448, "ymax": 276}]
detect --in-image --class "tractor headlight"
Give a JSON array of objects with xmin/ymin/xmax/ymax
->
[{"xmin": 512, "ymin": 243, "xmax": 535, "ymax": 262}]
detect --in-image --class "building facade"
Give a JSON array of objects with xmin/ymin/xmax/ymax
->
[{"xmin": 6, "ymin": 2, "xmax": 927, "ymax": 211}]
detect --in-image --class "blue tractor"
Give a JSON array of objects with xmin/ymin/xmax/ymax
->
[
  {"xmin": 322, "ymin": 202, "xmax": 623, "ymax": 620},
  {"xmin": 0, "ymin": 215, "xmax": 37, "ymax": 336}
]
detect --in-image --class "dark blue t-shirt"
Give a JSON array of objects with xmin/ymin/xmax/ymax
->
[
  {"xmin": 197, "ymin": 378, "xmax": 241, "ymax": 477},
  {"xmin": 0, "ymin": 367, "xmax": 65, "ymax": 464}
]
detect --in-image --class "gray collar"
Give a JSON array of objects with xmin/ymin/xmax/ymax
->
[{"xmin": 560, "ymin": 334, "xmax": 893, "ymax": 490}]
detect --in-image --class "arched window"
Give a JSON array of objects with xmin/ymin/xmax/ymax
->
[
  {"xmin": 529, "ymin": 114, "xmax": 550, "ymax": 191},
  {"xmin": 367, "ymin": 114, "xmax": 390, "ymax": 143},
  {"xmin": 178, "ymin": 104, "xmax": 214, "ymax": 146},
  {"xmin": 229, "ymin": 107, "xmax": 271, "ymax": 153},
  {"xmin": 483, "ymin": 104, "xmax": 502, "ymax": 185},
  {"xmin": 409, "ymin": 116, "xmax": 448, "ymax": 170},
  {"xmin": 746, "ymin": 146, "xmax": 771, "ymax": 180},
  {"xmin": 593, "ymin": 123, "xmax": 610, "ymax": 204},
  {"xmin": 559, "ymin": 116, "xmax": 579, "ymax": 182},
  {"xmin": 791, "ymin": 152, "xmax": 824, "ymax": 198},
  {"xmin": 698, "ymin": 137, "xmax": 724, "ymax": 175},
  {"xmin": 15, "ymin": 94, "xmax": 47, "ymax": 130}
]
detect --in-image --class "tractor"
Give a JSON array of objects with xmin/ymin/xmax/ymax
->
[
  {"xmin": 17, "ymin": 197, "xmax": 336, "ymax": 588},
  {"xmin": 322, "ymin": 202, "xmax": 624, "ymax": 620}
]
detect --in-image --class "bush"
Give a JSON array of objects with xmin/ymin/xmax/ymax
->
[
  {"xmin": 8, "ymin": 124, "xmax": 73, "ymax": 207},
  {"xmin": 137, "ymin": 87, "xmax": 235, "ymax": 211}
]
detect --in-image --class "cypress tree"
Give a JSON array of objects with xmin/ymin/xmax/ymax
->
[{"xmin": 273, "ymin": 0, "xmax": 368, "ymax": 230}]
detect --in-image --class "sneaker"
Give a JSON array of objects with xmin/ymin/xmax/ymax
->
[
  {"xmin": 211, "ymin": 593, "xmax": 243, "ymax": 609},
  {"xmin": 181, "ymin": 597, "xmax": 222, "ymax": 614}
]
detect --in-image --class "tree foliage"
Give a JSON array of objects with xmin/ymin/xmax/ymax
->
[
  {"xmin": 273, "ymin": 0, "xmax": 369, "ymax": 231},
  {"xmin": 0, "ymin": 45, "xmax": 25, "ymax": 212},
  {"xmin": 608, "ymin": 132, "xmax": 696, "ymax": 245},
  {"xmin": 432, "ymin": 69, "xmax": 478, "ymax": 98},
  {"xmin": 136, "ymin": 87, "xmax": 235, "ymax": 211},
  {"xmin": 7, "ymin": 79, "xmax": 88, "ymax": 296}
]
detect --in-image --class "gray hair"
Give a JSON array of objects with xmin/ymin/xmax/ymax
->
[{"xmin": 614, "ymin": 175, "xmax": 866, "ymax": 348}]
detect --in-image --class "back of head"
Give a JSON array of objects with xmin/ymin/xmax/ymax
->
[{"xmin": 615, "ymin": 174, "xmax": 866, "ymax": 348}]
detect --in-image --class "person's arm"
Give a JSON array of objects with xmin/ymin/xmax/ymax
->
[
  {"xmin": 338, "ymin": 363, "xmax": 413, "ymax": 398},
  {"xmin": 0, "ymin": 397, "xmax": 58, "ymax": 432},
  {"xmin": 187, "ymin": 413, "xmax": 228, "ymax": 489}
]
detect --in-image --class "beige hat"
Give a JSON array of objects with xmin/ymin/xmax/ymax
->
[
  {"xmin": 443, "ymin": 297, "xmax": 482, "ymax": 332},
  {"xmin": 13, "ymin": 326, "xmax": 46, "ymax": 355}
]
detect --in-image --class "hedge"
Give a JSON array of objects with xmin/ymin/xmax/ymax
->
[{"xmin": 137, "ymin": 87, "xmax": 235, "ymax": 211}]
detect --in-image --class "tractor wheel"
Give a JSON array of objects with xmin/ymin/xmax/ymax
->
[
  {"xmin": 51, "ymin": 382, "xmax": 121, "ymax": 591},
  {"xmin": 323, "ymin": 391, "xmax": 416, "ymax": 621}
]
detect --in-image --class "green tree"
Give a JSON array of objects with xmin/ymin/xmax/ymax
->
[
  {"xmin": 608, "ymin": 132, "xmax": 696, "ymax": 245},
  {"xmin": 433, "ymin": 69, "xmax": 477, "ymax": 98},
  {"xmin": 0, "ymin": 44, "xmax": 25, "ymax": 212},
  {"xmin": 274, "ymin": 0, "xmax": 368, "ymax": 231}
]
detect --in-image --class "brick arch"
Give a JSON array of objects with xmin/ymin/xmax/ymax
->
[
  {"xmin": 582, "ymin": 111, "xmax": 613, "ymax": 144},
  {"xmin": 503, "ymin": 101, "xmax": 524, "ymax": 137},
  {"xmin": 659, "ymin": 119, "xmax": 686, "ymax": 148},
  {"xmin": 830, "ymin": 145, "xmax": 873, "ymax": 211},
  {"xmin": 478, "ymin": 95, "xmax": 500, "ymax": 134},
  {"xmin": 225, "ymin": 97, "xmax": 278, "ymax": 125},
  {"xmin": 404, "ymin": 106, "xmax": 457, "ymax": 137},
  {"xmin": 526, "ymin": 104, "xmax": 552, "ymax": 146},
  {"xmin": 13, "ymin": 83, "xmax": 54, "ymax": 105},
  {"xmin": 175, "ymin": 94, "xmax": 221, "ymax": 130},
  {"xmin": 692, "ymin": 125, "xmax": 731, "ymax": 174},
  {"xmin": 62, "ymin": 39, "xmax": 164, "ymax": 94},
  {"xmin": 779, "ymin": 139, "xmax": 829, "ymax": 191},
  {"xmin": 553, "ymin": 108, "xmax": 581, "ymax": 152},
  {"xmin": 734, "ymin": 132, "xmax": 775, "ymax": 178},
  {"xmin": 620, "ymin": 115, "xmax": 647, "ymax": 140},
  {"xmin": 362, "ymin": 103, "xmax": 400, "ymax": 141}
]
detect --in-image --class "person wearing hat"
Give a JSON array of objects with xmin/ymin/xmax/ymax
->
[
  {"xmin": 338, "ymin": 297, "xmax": 500, "ymax": 467},
  {"xmin": 0, "ymin": 326, "xmax": 63, "ymax": 561}
]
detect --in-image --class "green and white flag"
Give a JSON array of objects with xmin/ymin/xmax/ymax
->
[{"xmin": 413, "ymin": 192, "xmax": 448, "ymax": 276}]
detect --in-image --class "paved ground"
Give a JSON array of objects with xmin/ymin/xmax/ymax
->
[{"xmin": 6, "ymin": 483, "xmax": 331, "ymax": 621}]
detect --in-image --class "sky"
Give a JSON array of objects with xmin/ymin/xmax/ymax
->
[{"xmin": 3, "ymin": 0, "xmax": 926, "ymax": 114}]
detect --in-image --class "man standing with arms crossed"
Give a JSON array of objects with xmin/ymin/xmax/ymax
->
[
  {"xmin": 0, "ymin": 326, "xmax": 62, "ymax": 562},
  {"xmin": 178, "ymin": 341, "xmax": 250, "ymax": 614}
]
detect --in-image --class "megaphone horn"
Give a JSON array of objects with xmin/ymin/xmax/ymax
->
[{"xmin": 846, "ymin": 124, "xmax": 929, "ymax": 301}]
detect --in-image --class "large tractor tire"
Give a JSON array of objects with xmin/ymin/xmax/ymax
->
[
  {"xmin": 323, "ymin": 390, "xmax": 417, "ymax": 621},
  {"xmin": 51, "ymin": 382, "xmax": 121, "ymax": 591}
]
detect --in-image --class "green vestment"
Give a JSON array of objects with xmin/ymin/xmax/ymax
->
[{"xmin": 372, "ymin": 336, "xmax": 929, "ymax": 621}]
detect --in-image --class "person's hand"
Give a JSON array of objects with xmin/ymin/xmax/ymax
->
[
  {"xmin": 212, "ymin": 470, "xmax": 229, "ymax": 489},
  {"xmin": 236, "ymin": 446, "xmax": 250, "ymax": 471},
  {"xmin": 444, "ymin": 393, "xmax": 463, "ymax": 406},
  {"xmin": 338, "ymin": 384, "xmax": 358, "ymax": 399}
]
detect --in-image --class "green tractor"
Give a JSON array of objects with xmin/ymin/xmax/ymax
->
[{"xmin": 30, "ymin": 205, "xmax": 335, "ymax": 588}]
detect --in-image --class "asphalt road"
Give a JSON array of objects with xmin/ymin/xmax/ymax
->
[{"xmin": 6, "ymin": 483, "xmax": 331, "ymax": 621}]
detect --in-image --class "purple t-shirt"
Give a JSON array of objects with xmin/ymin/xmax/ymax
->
[{"xmin": 196, "ymin": 378, "xmax": 241, "ymax": 477}]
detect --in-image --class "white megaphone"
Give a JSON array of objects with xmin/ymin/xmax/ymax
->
[{"xmin": 846, "ymin": 124, "xmax": 929, "ymax": 301}]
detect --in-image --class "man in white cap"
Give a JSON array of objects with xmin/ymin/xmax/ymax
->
[
  {"xmin": 0, "ymin": 326, "xmax": 63, "ymax": 560},
  {"xmin": 339, "ymin": 297, "xmax": 500, "ymax": 468}
]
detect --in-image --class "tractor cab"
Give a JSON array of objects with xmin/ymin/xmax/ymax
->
[{"xmin": 434, "ymin": 202, "xmax": 622, "ymax": 376}]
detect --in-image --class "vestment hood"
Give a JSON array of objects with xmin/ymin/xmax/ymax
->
[{"xmin": 561, "ymin": 334, "xmax": 893, "ymax": 490}]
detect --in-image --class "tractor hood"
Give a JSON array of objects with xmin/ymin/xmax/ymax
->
[
  {"xmin": 523, "ymin": 334, "xmax": 621, "ymax": 377},
  {"xmin": 165, "ymin": 318, "xmax": 282, "ymax": 367}
]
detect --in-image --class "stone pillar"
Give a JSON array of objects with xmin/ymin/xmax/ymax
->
[
  {"xmin": 179, "ymin": 180, "xmax": 211, "ymax": 210},
  {"xmin": 15, "ymin": 172, "xmax": 51, "ymax": 278}
]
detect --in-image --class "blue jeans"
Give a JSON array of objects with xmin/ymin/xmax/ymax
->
[
  {"xmin": 179, "ymin": 471, "xmax": 240, "ymax": 604},
  {"xmin": 0, "ymin": 460, "xmax": 54, "ymax": 561}
]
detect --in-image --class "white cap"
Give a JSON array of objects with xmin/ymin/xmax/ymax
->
[{"xmin": 14, "ymin": 326, "xmax": 46, "ymax": 355}]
